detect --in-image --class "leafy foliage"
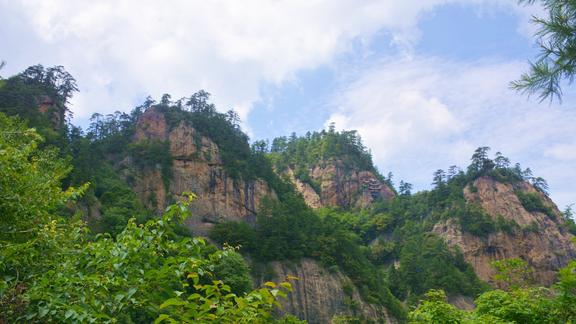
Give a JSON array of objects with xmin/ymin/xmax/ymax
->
[
  {"xmin": 2, "ymin": 64, "xmax": 572, "ymax": 323},
  {"xmin": 0, "ymin": 113, "xmax": 85, "ymax": 237},
  {"xmin": 89, "ymin": 164, "xmax": 154, "ymax": 234},
  {"xmin": 156, "ymin": 277, "xmax": 300, "ymax": 324},
  {"xmin": 1, "ymin": 199, "xmax": 297, "ymax": 323},
  {"xmin": 0, "ymin": 66, "xmax": 150, "ymax": 234},
  {"xmin": 491, "ymin": 258, "xmax": 535, "ymax": 290},
  {"xmin": 408, "ymin": 290, "xmax": 464, "ymax": 324},
  {"xmin": 513, "ymin": 0, "xmax": 576, "ymax": 102},
  {"xmin": 409, "ymin": 257, "xmax": 576, "ymax": 323},
  {"xmin": 0, "ymin": 116, "xmax": 296, "ymax": 323}
]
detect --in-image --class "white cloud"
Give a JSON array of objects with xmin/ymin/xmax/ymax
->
[
  {"xmin": 1, "ymin": 0, "xmax": 539, "ymax": 124},
  {"xmin": 2, "ymin": 0, "xmax": 571, "ymax": 205},
  {"xmin": 326, "ymin": 56, "xmax": 576, "ymax": 208},
  {"xmin": 545, "ymin": 145, "xmax": 576, "ymax": 161}
]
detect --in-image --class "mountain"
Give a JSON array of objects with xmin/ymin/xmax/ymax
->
[
  {"xmin": 269, "ymin": 129, "xmax": 396, "ymax": 209},
  {"xmin": 126, "ymin": 106, "xmax": 402, "ymax": 322},
  {"xmin": 127, "ymin": 106, "xmax": 276, "ymax": 236},
  {"xmin": 119, "ymin": 104, "xmax": 575, "ymax": 322},
  {"xmin": 1, "ymin": 65, "xmax": 575, "ymax": 323},
  {"xmin": 434, "ymin": 175, "xmax": 576, "ymax": 286}
]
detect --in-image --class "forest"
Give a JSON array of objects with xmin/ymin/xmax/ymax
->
[{"xmin": 1, "ymin": 64, "xmax": 575, "ymax": 323}]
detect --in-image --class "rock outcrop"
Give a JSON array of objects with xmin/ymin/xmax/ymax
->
[
  {"xmin": 258, "ymin": 259, "xmax": 396, "ymax": 324},
  {"xmin": 287, "ymin": 160, "xmax": 395, "ymax": 209},
  {"xmin": 36, "ymin": 95, "xmax": 64, "ymax": 128},
  {"xmin": 129, "ymin": 107, "xmax": 275, "ymax": 235},
  {"xmin": 433, "ymin": 176, "xmax": 576, "ymax": 286}
]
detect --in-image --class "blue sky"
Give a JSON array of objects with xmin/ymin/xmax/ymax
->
[{"xmin": 1, "ymin": 0, "xmax": 576, "ymax": 209}]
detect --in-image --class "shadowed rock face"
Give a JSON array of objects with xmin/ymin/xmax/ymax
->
[
  {"xmin": 433, "ymin": 176, "xmax": 576, "ymax": 287},
  {"xmin": 256, "ymin": 259, "xmax": 397, "ymax": 324},
  {"xmin": 287, "ymin": 160, "xmax": 395, "ymax": 210},
  {"xmin": 129, "ymin": 107, "xmax": 275, "ymax": 236}
]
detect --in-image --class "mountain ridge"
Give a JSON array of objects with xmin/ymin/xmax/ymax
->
[{"xmin": 1, "ymin": 66, "xmax": 575, "ymax": 323}]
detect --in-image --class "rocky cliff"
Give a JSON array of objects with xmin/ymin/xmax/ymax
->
[
  {"xmin": 126, "ymin": 112, "xmax": 397, "ymax": 322},
  {"xmin": 433, "ymin": 176, "xmax": 576, "ymax": 286},
  {"xmin": 287, "ymin": 160, "xmax": 395, "ymax": 209},
  {"xmin": 257, "ymin": 259, "xmax": 396, "ymax": 324},
  {"xmin": 128, "ymin": 107, "xmax": 275, "ymax": 235}
]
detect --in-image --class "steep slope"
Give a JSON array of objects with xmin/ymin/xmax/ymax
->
[
  {"xmin": 258, "ymin": 259, "xmax": 397, "ymax": 324},
  {"xmin": 433, "ymin": 176, "xmax": 576, "ymax": 286},
  {"xmin": 286, "ymin": 161, "xmax": 395, "ymax": 209},
  {"xmin": 270, "ymin": 129, "xmax": 395, "ymax": 209},
  {"xmin": 127, "ymin": 107, "xmax": 275, "ymax": 235}
]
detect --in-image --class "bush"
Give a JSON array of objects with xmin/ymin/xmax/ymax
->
[
  {"xmin": 128, "ymin": 139, "xmax": 172, "ymax": 187},
  {"xmin": 455, "ymin": 204, "xmax": 495, "ymax": 237},
  {"xmin": 212, "ymin": 250, "xmax": 254, "ymax": 295},
  {"xmin": 516, "ymin": 190, "xmax": 556, "ymax": 220}
]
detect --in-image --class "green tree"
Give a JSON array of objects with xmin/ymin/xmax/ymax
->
[
  {"xmin": 0, "ymin": 113, "xmax": 86, "ymax": 237},
  {"xmin": 0, "ymin": 60, "xmax": 5, "ymax": 80},
  {"xmin": 399, "ymin": 180, "xmax": 413, "ymax": 196},
  {"xmin": 491, "ymin": 258, "xmax": 535, "ymax": 290},
  {"xmin": 408, "ymin": 290, "xmax": 463, "ymax": 323},
  {"xmin": 468, "ymin": 146, "xmax": 494, "ymax": 176},
  {"xmin": 1, "ymin": 195, "xmax": 296, "ymax": 323},
  {"xmin": 212, "ymin": 249, "xmax": 254, "ymax": 295},
  {"xmin": 475, "ymin": 288, "xmax": 555, "ymax": 323},
  {"xmin": 432, "ymin": 169, "xmax": 446, "ymax": 188},
  {"xmin": 513, "ymin": 0, "xmax": 576, "ymax": 102},
  {"xmin": 554, "ymin": 258, "xmax": 576, "ymax": 321}
]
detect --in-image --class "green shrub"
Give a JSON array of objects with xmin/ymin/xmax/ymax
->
[
  {"xmin": 455, "ymin": 204, "xmax": 496, "ymax": 237},
  {"xmin": 516, "ymin": 190, "xmax": 556, "ymax": 220},
  {"xmin": 128, "ymin": 139, "xmax": 172, "ymax": 188}
]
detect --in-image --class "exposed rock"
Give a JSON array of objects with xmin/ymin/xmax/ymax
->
[
  {"xmin": 129, "ymin": 107, "xmax": 275, "ymax": 236},
  {"xmin": 433, "ymin": 176, "xmax": 576, "ymax": 287},
  {"xmin": 133, "ymin": 106, "xmax": 169, "ymax": 141},
  {"xmin": 130, "ymin": 166, "xmax": 167, "ymax": 213},
  {"xmin": 288, "ymin": 160, "xmax": 395, "ymax": 209},
  {"xmin": 36, "ymin": 95, "xmax": 64, "ymax": 128},
  {"xmin": 258, "ymin": 259, "xmax": 396, "ymax": 324},
  {"xmin": 447, "ymin": 295, "xmax": 475, "ymax": 311},
  {"xmin": 285, "ymin": 169, "xmax": 322, "ymax": 209}
]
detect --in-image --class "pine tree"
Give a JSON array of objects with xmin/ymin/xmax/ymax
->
[{"xmin": 513, "ymin": 0, "xmax": 576, "ymax": 102}]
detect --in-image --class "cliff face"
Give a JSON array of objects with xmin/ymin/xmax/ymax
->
[
  {"xmin": 433, "ymin": 176, "xmax": 576, "ymax": 286},
  {"xmin": 258, "ymin": 259, "xmax": 396, "ymax": 324},
  {"xmin": 287, "ymin": 160, "xmax": 395, "ymax": 209},
  {"xmin": 129, "ymin": 107, "xmax": 275, "ymax": 235}
]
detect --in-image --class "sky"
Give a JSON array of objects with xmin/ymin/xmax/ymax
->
[{"xmin": 1, "ymin": 0, "xmax": 576, "ymax": 209}]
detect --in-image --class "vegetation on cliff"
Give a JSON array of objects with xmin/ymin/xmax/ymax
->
[
  {"xmin": 1, "ymin": 65, "xmax": 575, "ymax": 323},
  {"xmin": 268, "ymin": 125, "xmax": 381, "ymax": 188},
  {"xmin": 0, "ymin": 112, "xmax": 299, "ymax": 323}
]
